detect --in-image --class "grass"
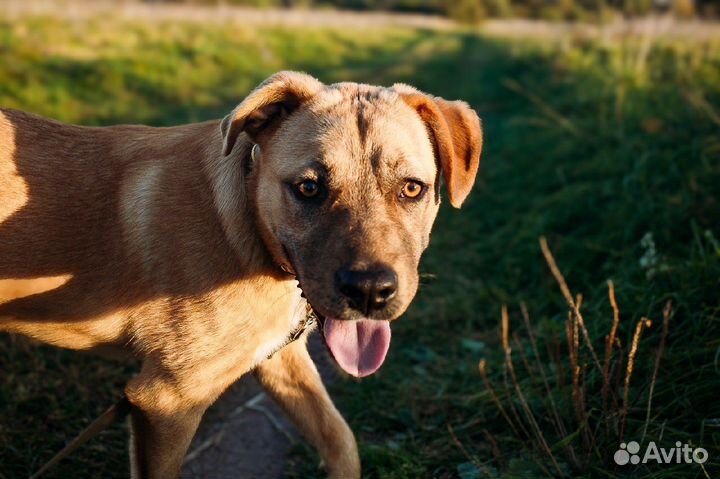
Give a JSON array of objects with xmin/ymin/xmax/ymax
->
[{"xmin": 1, "ymin": 8, "xmax": 719, "ymax": 479}]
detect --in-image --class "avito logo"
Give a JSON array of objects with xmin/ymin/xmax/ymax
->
[{"xmin": 614, "ymin": 441, "xmax": 708, "ymax": 465}]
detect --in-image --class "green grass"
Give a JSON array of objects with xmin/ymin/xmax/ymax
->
[{"xmin": 1, "ymin": 11, "xmax": 719, "ymax": 479}]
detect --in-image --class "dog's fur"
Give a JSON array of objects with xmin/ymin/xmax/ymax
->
[{"xmin": 0, "ymin": 71, "xmax": 482, "ymax": 478}]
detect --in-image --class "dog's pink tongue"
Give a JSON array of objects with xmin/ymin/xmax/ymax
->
[{"xmin": 323, "ymin": 318, "xmax": 391, "ymax": 377}]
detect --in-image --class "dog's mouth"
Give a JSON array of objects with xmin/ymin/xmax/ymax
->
[
  {"xmin": 320, "ymin": 315, "xmax": 391, "ymax": 378},
  {"xmin": 304, "ymin": 305, "xmax": 391, "ymax": 378},
  {"xmin": 283, "ymin": 246, "xmax": 392, "ymax": 378}
]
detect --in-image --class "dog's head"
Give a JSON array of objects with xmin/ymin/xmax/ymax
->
[{"xmin": 221, "ymin": 71, "xmax": 482, "ymax": 377}]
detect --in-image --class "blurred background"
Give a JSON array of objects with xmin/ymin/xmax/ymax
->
[
  {"xmin": 1, "ymin": 1, "xmax": 719, "ymax": 478},
  {"xmin": 81, "ymin": 0, "xmax": 720, "ymax": 22}
]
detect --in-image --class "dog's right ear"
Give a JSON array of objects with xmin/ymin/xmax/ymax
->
[{"xmin": 220, "ymin": 71, "xmax": 324, "ymax": 156}]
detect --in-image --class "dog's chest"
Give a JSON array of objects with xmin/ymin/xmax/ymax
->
[
  {"xmin": 249, "ymin": 292, "xmax": 308, "ymax": 366},
  {"xmin": 134, "ymin": 278, "xmax": 308, "ymax": 381},
  {"xmin": 199, "ymin": 278, "xmax": 306, "ymax": 365}
]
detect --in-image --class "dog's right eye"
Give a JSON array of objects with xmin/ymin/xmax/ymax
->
[
  {"xmin": 294, "ymin": 180, "xmax": 322, "ymax": 201},
  {"xmin": 297, "ymin": 180, "xmax": 319, "ymax": 197}
]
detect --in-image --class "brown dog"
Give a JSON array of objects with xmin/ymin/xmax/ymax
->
[{"xmin": 0, "ymin": 71, "xmax": 481, "ymax": 478}]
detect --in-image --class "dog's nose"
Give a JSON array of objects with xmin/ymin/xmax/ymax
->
[{"xmin": 336, "ymin": 266, "xmax": 398, "ymax": 315}]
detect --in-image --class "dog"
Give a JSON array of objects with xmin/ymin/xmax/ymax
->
[{"xmin": 0, "ymin": 71, "xmax": 482, "ymax": 478}]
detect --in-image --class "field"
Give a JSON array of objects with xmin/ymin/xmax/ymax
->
[{"xmin": 1, "ymin": 4, "xmax": 719, "ymax": 478}]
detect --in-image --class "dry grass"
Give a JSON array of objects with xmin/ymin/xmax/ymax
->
[
  {"xmin": 642, "ymin": 301, "xmax": 671, "ymax": 442},
  {"xmin": 479, "ymin": 238, "xmax": 676, "ymax": 475}
]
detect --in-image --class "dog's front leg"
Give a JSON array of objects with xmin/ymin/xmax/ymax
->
[
  {"xmin": 125, "ymin": 366, "xmax": 211, "ymax": 479},
  {"xmin": 255, "ymin": 338, "xmax": 361, "ymax": 479}
]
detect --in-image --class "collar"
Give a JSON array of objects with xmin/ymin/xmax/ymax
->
[
  {"xmin": 265, "ymin": 301, "xmax": 318, "ymax": 362},
  {"xmin": 288, "ymin": 301, "xmax": 318, "ymax": 342}
]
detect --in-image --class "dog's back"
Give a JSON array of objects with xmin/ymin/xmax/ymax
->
[
  {"xmin": 0, "ymin": 110, "xmax": 122, "ymax": 275},
  {"xmin": 0, "ymin": 109, "xmax": 233, "ymax": 350}
]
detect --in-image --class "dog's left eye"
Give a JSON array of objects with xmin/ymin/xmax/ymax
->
[{"xmin": 400, "ymin": 180, "xmax": 425, "ymax": 200}]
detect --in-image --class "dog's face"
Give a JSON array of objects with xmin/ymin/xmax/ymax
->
[
  {"xmin": 221, "ymin": 72, "xmax": 482, "ymax": 377},
  {"xmin": 251, "ymin": 87, "xmax": 442, "ymax": 322}
]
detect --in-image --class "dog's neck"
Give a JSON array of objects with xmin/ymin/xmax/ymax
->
[{"xmin": 201, "ymin": 128, "xmax": 281, "ymax": 278}]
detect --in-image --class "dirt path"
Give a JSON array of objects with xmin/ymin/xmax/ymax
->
[
  {"xmin": 1, "ymin": 0, "xmax": 454, "ymax": 29},
  {"xmin": 4, "ymin": 1, "xmax": 720, "ymax": 41},
  {"xmin": 181, "ymin": 334, "xmax": 333, "ymax": 479},
  {"xmin": 181, "ymin": 377, "xmax": 295, "ymax": 479}
]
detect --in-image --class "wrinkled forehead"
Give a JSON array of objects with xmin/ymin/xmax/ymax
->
[{"xmin": 270, "ymin": 84, "xmax": 437, "ymax": 181}]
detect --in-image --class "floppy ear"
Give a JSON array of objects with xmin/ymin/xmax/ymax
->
[
  {"xmin": 393, "ymin": 84, "xmax": 482, "ymax": 208},
  {"xmin": 220, "ymin": 71, "xmax": 324, "ymax": 156}
]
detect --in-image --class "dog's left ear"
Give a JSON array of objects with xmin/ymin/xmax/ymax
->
[
  {"xmin": 221, "ymin": 71, "xmax": 324, "ymax": 156},
  {"xmin": 393, "ymin": 85, "xmax": 482, "ymax": 208}
]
